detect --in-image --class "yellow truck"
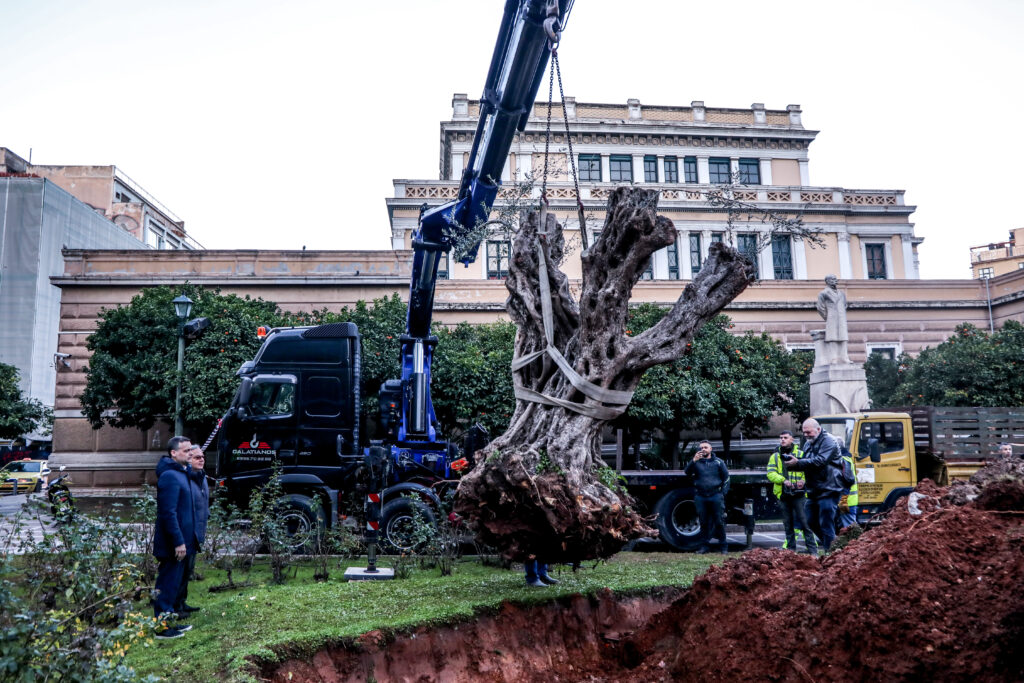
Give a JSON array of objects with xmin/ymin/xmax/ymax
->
[{"xmin": 813, "ymin": 406, "xmax": 1023, "ymax": 522}]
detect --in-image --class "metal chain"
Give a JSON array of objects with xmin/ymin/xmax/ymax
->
[
  {"xmin": 540, "ymin": 53, "xmax": 555, "ymax": 209},
  {"xmin": 552, "ymin": 49, "xmax": 587, "ymax": 250}
]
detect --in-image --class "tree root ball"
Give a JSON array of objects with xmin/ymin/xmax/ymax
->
[{"xmin": 455, "ymin": 446, "xmax": 655, "ymax": 562}]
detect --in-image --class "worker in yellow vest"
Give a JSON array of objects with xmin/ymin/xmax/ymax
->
[
  {"xmin": 766, "ymin": 431, "xmax": 818, "ymax": 555},
  {"xmin": 837, "ymin": 437, "xmax": 859, "ymax": 529}
]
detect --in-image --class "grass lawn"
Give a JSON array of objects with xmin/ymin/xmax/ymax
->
[{"xmin": 126, "ymin": 552, "xmax": 724, "ymax": 682}]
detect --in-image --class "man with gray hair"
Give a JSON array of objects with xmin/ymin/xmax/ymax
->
[{"xmin": 784, "ymin": 419, "xmax": 845, "ymax": 551}]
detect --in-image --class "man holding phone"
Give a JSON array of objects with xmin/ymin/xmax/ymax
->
[
  {"xmin": 684, "ymin": 440, "xmax": 731, "ymax": 555},
  {"xmin": 152, "ymin": 436, "xmax": 198, "ymax": 639},
  {"xmin": 783, "ymin": 419, "xmax": 844, "ymax": 552}
]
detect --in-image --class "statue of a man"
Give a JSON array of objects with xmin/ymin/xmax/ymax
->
[{"xmin": 816, "ymin": 274, "xmax": 848, "ymax": 342}]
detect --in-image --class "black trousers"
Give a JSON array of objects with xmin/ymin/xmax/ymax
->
[
  {"xmin": 153, "ymin": 555, "xmax": 186, "ymax": 618},
  {"xmin": 779, "ymin": 494, "xmax": 817, "ymax": 553},
  {"xmin": 173, "ymin": 553, "xmax": 197, "ymax": 612},
  {"xmin": 695, "ymin": 493, "xmax": 726, "ymax": 548}
]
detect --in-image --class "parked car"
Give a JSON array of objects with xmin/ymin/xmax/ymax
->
[{"xmin": 0, "ymin": 458, "xmax": 51, "ymax": 493}]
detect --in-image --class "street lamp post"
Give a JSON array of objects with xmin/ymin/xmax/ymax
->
[{"xmin": 172, "ymin": 294, "xmax": 193, "ymax": 436}]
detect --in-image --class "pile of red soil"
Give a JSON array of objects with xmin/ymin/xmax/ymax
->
[
  {"xmin": 261, "ymin": 461, "xmax": 1024, "ymax": 682},
  {"xmin": 622, "ymin": 462, "xmax": 1024, "ymax": 682}
]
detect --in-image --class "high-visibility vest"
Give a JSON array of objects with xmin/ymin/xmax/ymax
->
[
  {"xmin": 766, "ymin": 446, "xmax": 807, "ymax": 499},
  {"xmin": 843, "ymin": 453, "xmax": 859, "ymax": 506}
]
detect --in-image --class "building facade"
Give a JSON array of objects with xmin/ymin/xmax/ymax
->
[
  {"xmin": 1, "ymin": 147, "xmax": 197, "ymax": 441},
  {"xmin": 387, "ymin": 96, "xmax": 922, "ymax": 284},
  {"xmin": 971, "ymin": 227, "xmax": 1024, "ymax": 279}
]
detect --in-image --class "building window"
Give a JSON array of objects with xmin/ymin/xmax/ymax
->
[
  {"xmin": 771, "ymin": 235, "xmax": 793, "ymax": 279},
  {"xmin": 667, "ymin": 236, "xmax": 680, "ymax": 279},
  {"xmin": 737, "ymin": 233, "xmax": 759, "ymax": 273},
  {"xmin": 1019, "ymin": 262, "xmax": 1024, "ymax": 270},
  {"xmin": 738, "ymin": 159, "xmax": 761, "ymax": 185},
  {"xmin": 579, "ymin": 154, "xmax": 601, "ymax": 182},
  {"xmin": 591, "ymin": 230, "xmax": 602, "ymax": 247},
  {"xmin": 641, "ymin": 258, "xmax": 654, "ymax": 280},
  {"xmin": 609, "ymin": 155, "xmax": 632, "ymax": 182},
  {"xmin": 486, "ymin": 240, "xmax": 511, "ymax": 279},
  {"xmin": 683, "ymin": 156, "xmax": 698, "ymax": 183},
  {"xmin": 644, "ymin": 155, "xmax": 658, "ymax": 183},
  {"xmin": 710, "ymin": 232, "xmax": 724, "ymax": 244},
  {"xmin": 664, "ymin": 156, "xmax": 678, "ymax": 183},
  {"xmin": 868, "ymin": 345, "xmax": 899, "ymax": 361},
  {"xmin": 708, "ymin": 158, "xmax": 731, "ymax": 184},
  {"xmin": 865, "ymin": 243, "xmax": 887, "ymax": 279},
  {"xmin": 437, "ymin": 251, "xmax": 450, "ymax": 280},
  {"xmin": 689, "ymin": 233, "xmax": 702, "ymax": 275},
  {"xmin": 978, "ymin": 267, "xmax": 993, "ymax": 278}
]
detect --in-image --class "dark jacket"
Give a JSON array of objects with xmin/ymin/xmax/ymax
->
[
  {"xmin": 155, "ymin": 455, "xmax": 176, "ymax": 479},
  {"xmin": 153, "ymin": 461, "xmax": 198, "ymax": 558},
  {"xmin": 684, "ymin": 453, "xmax": 730, "ymax": 497},
  {"xmin": 190, "ymin": 469, "xmax": 210, "ymax": 547},
  {"xmin": 787, "ymin": 431, "xmax": 844, "ymax": 498}
]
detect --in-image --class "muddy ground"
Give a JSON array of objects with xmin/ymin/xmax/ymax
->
[{"xmin": 262, "ymin": 460, "xmax": 1024, "ymax": 682}]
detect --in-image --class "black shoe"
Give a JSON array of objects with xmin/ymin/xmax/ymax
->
[
  {"xmin": 539, "ymin": 574, "xmax": 560, "ymax": 585},
  {"xmin": 155, "ymin": 627, "xmax": 185, "ymax": 640},
  {"xmin": 174, "ymin": 623, "xmax": 193, "ymax": 632},
  {"xmin": 525, "ymin": 578, "xmax": 546, "ymax": 587},
  {"xmin": 695, "ymin": 547, "xmax": 710, "ymax": 555},
  {"xmin": 180, "ymin": 604, "xmax": 200, "ymax": 614},
  {"xmin": 720, "ymin": 547, "xmax": 730, "ymax": 555}
]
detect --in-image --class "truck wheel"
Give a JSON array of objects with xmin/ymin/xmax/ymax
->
[
  {"xmin": 275, "ymin": 494, "xmax": 326, "ymax": 554},
  {"xmin": 653, "ymin": 489, "xmax": 703, "ymax": 552},
  {"xmin": 379, "ymin": 498, "xmax": 436, "ymax": 554}
]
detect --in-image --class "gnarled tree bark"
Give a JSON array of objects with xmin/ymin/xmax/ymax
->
[{"xmin": 454, "ymin": 187, "xmax": 755, "ymax": 562}]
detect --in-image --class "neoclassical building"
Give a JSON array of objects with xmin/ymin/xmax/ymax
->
[
  {"xmin": 387, "ymin": 96, "xmax": 921, "ymax": 284},
  {"xmin": 45, "ymin": 99, "xmax": 1024, "ymax": 479}
]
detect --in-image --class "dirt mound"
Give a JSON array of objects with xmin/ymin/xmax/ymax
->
[
  {"xmin": 618, "ymin": 463, "xmax": 1024, "ymax": 683},
  {"xmin": 260, "ymin": 462, "xmax": 1024, "ymax": 682}
]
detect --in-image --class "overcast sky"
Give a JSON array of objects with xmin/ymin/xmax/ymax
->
[{"xmin": 2, "ymin": 0, "xmax": 1021, "ymax": 279}]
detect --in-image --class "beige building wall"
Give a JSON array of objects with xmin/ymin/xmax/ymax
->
[
  {"xmin": 32, "ymin": 166, "xmax": 116, "ymax": 212},
  {"xmin": 51, "ymin": 249, "xmax": 1024, "ymax": 470},
  {"xmin": 771, "ymin": 159, "xmax": 800, "ymax": 185},
  {"xmin": 971, "ymin": 227, "xmax": 1024, "ymax": 278}
]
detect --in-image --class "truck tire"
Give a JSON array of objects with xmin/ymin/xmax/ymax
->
[
  {"xmin": 275, "ymin": 494, "xmax": 326, "ymax": 554},
  {"xmin": 379, "ymin": 497, "xmax": 436, "ymax": 554},
  {"xmin": 653, "ymin": 489, "xmax": 703, "ymax": 552}
]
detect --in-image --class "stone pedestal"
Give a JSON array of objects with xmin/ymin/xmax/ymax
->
[{"xmin": 809, "ymin": 330, "xmax": 870, "ymax": 416}]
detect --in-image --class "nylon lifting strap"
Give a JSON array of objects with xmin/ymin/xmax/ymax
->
[
  {"xmin": 511, "ymin": 30, "xmax": 625, "ymax": 419},
  {"xmin": 510, "ymin": 233, "xmax": 633, "ymax": 420}
]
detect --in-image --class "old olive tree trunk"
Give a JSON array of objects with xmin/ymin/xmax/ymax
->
[{"xmin": 454, "ymin": 187, "xmax": 754, "ymax": 562}]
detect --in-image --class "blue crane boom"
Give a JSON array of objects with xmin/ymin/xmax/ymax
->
[{"xmin": 389, "ymin": 0, "xmax": 572, "ymax": 451}]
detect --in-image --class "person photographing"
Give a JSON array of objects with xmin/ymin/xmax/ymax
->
[
  {"xmin": 684, "ymin": 440, "xmax": 731, "ymax": 555},
  {"xmin": 783, "ymin": 419, "xmax": 844, "ymax": 552}
]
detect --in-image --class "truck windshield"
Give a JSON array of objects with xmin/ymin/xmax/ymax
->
[
  {"xmin": 248, "ymin": 378, "xmax": 297, "ymax": 417},
  {"xmin": 817, "ymin": 419, "xmax": 854, "ymax": 450}
]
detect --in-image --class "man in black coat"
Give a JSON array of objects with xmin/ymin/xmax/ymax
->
[
  {"xmin": 684, "ymin": 440, "xmax": 731, "ymax": 554},
  {"xmin": 784, "ymin": 419, "xmax": 844, "ymax": 551},
  {"xmin": 172, "ymin": 445, "xmax": 210, "ymax": 617},
  {"xmin": 152, "ymin": 436, "xmax": 197, "ymax": 639}
]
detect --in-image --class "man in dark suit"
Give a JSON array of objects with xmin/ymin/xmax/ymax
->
[{"xmin": 153, "ymin": 436, "xmax": 197, "ymax": 639}]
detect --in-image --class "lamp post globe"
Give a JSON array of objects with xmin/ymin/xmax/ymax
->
[
  {"xmin": 172, "ymin": 294, "xmax": 193, "ymax": 320},
  {"xmin": 172, "ymin": 293, "xmax": 193, "ymax": 436}
]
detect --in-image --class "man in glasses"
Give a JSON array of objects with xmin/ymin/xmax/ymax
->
[{"xmin": 172, "ymin": 445, "xmax": 211, "ymax": 619}]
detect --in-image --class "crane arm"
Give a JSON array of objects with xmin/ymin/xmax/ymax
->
[{"xmin": 395, "ymin": 0, "xmax": 572, "ymax": 446}]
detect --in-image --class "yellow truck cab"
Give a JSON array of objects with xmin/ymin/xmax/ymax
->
[{"xmin": 813, "ymin": 407, "xmax": 1020, "ymax": 523}]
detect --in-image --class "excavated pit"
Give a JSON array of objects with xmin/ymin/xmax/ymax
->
[
  {"xmin": 260, "ymin": 460, "xmax": 1024, "ymax": 683},
  {"xmin": 263, "ymin": 588, "xmax": 684, "ymax": 682}
]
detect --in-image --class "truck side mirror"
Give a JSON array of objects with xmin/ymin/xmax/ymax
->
[
  {"xmin": 238, "ymin": 378, "xmax": 253, "ymax": 406},
  {"xmin": 869, "ymin": 439, "xmax": 881, "ymax": 463}
]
